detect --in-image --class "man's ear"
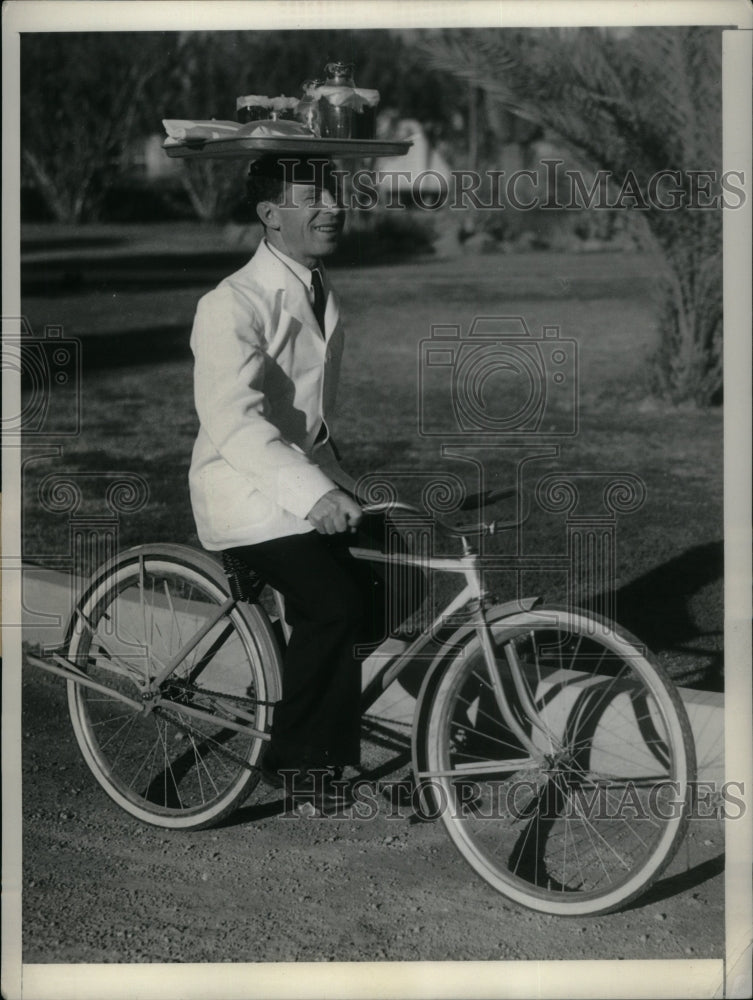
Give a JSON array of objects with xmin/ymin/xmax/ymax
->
[{"xmin": 257, "ymin": 201, "xmax": 280, "ymax": 230}]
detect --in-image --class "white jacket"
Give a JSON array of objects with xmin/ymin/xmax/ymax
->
[{"xmin": 188, "ymin": 239, "xmax": 354, "ymax": 549}]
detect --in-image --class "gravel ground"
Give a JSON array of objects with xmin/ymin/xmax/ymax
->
[{"xmin": 17, "ymin": 661, "xmax": 726, "ymax": 978}]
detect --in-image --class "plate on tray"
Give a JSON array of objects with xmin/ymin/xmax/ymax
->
[{"xmin": 164, "ymin": 135, "xmax": 413, "ymax": 160}]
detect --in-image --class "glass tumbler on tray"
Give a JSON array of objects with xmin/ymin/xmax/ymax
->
[
  {"xmin": 295, "ymin": 80, "xmax": 323, "ymax": 136},
  {"xmin": 237, "ymin": 95, "xmax": 272, "ymax": 123},
  {"xmin": 268, "ymin": 96, "xmax": 299, "ymax": 121},
  {"xmin": 319, "ymin": 62, "xmax": 356, "ymax": 138}
]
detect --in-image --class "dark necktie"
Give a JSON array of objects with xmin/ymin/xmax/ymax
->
[{"xmin": 311, "ymin": 266, "xmax": 326, "ymax": 336}]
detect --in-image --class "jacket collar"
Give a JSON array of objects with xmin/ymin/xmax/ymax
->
[
  {"xmin": 264, "ymin": 239, "xmax": 315, "ymax": 288},
  {"xmin": 238, "ymin": 238, "xmax": 340, "ymax": 340}
]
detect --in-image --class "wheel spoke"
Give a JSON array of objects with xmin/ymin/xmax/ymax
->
[
  {"xmin": 424, "ymin": 608, "xmax": 695, "ymax": 914},
  {"xmin": 67, "ymin": 552, "xmax": 279, "ymax": 829}
]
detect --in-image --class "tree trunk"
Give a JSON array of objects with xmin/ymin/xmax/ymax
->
[
  {"xmin": 467, "ymin": 83, "xmax": 479, "ymax": 170},
  {"xmin": 652, "ymin": 251, "xmax": 723, "ymax": 405},
  {"xmin": 22, "ymin": 149, "xmax": 79, "ymax": 223}
]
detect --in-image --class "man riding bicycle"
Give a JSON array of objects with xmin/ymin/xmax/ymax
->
[{"xmin": 188, "ymin": 154, "xmax": 421, "ymax": 810}]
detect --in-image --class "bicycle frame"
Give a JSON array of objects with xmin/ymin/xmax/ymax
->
[
  {"xmin": 28, "ymin": 496, "xmax": 552, "ymax": 762},
  {"xmin": 348, "ymin": 540, "xmax": 551, "ymax": 763}
]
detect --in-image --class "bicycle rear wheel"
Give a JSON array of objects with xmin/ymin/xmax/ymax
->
[
  {"xmin": 420, "ymin": 606, "xmax": 696, "ymax": 915},
  {"xmin": 67, "ymin": 545, "xmax": 282, "ymax": 830}
]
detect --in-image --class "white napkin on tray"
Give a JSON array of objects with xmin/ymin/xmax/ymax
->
[{"xmin": 162, "ymin": 118, "xmax": 314, "ymax": 145}]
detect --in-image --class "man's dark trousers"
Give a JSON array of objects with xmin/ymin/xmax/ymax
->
[{"xmin": 224, "ymin": 515, "xmax": 423, "ymax": 770}]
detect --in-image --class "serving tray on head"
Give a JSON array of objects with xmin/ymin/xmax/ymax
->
[{"xmin": 164, "ymin": 136, "xmax": 413, "ymax": 160}]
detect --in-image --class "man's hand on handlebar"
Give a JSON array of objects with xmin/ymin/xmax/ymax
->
[{"xmin": 307, "ymin": 489, "xmax": 363, "ymax": 535}]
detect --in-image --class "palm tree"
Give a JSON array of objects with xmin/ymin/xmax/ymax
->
[{"xmin": 418, "ymin": 26, "xmax": 723, "ymax": 405}]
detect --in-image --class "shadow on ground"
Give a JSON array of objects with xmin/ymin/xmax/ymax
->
[
  {"xmin": 623, "ymin": 853, "xmax": 725, "ymax": 912},
  {"xmin": 78, "ymin": 327, "xmax": 193, "ymax": 368},
  {"xmin": 21, "ymin": 252, "xmax": 252, "ymax": 296},
  {"xmin": 21, "ymin": 235, "xmax": 127, "ymax": 254},
  {"xmin": 20, "ymin": 241, "xmax": 440, "ymax": 298},
  {"xmin": 600, "ymin": 540, "xmax": 724, "ymax": 689}
]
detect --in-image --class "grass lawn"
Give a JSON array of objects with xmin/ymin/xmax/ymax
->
[{"xmin": 19, "ymin": 222, "xmax": 724, "ymax": 689}]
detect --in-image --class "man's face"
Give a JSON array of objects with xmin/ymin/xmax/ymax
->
[{"xmin": 266, "ymin": 181, "xmax": 345, "ymax": 268}]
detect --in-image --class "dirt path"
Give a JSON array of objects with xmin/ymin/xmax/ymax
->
[{"xmin": 18, "ymin": 661, "xmax": 726, "ymax": 973}]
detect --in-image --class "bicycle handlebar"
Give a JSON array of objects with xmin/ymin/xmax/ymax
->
[{"xmin": 359, "ymin": 486, "xmax": 525, "ymax": 539}]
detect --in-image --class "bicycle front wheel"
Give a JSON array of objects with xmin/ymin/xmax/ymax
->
[
  {"xmin": 67, "ymin": 545, "xmax": 282, "ymax": 830},
  {"xmin": 421, "ymin": 606, "xmax": 696, "ymax": 916}
]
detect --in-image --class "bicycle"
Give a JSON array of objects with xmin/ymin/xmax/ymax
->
[{"xmin": 27, "ymin": 487, "xmax": 696, "ymax": 916}]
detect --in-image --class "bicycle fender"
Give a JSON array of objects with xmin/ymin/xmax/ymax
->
[
  {"xmin": 62, "ymin": 544, "xmax": 283, "ymax": 706},
  {"xmin": 63, "ymin": 543, "xmax": 225, "ymax": 645}
]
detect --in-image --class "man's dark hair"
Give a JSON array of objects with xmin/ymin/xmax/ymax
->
[
  {"xmin": 246, "ymin": 155, "xmax": 337, "ymax": 220},
  {"xmin": 246, "ymin": 157, "xmax": 287, "ymax": 209}
]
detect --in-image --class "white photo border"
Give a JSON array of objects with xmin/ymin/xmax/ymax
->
[{"xmin": 3, "ymin": 3, "xmax": 751, "ymax": 998}]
